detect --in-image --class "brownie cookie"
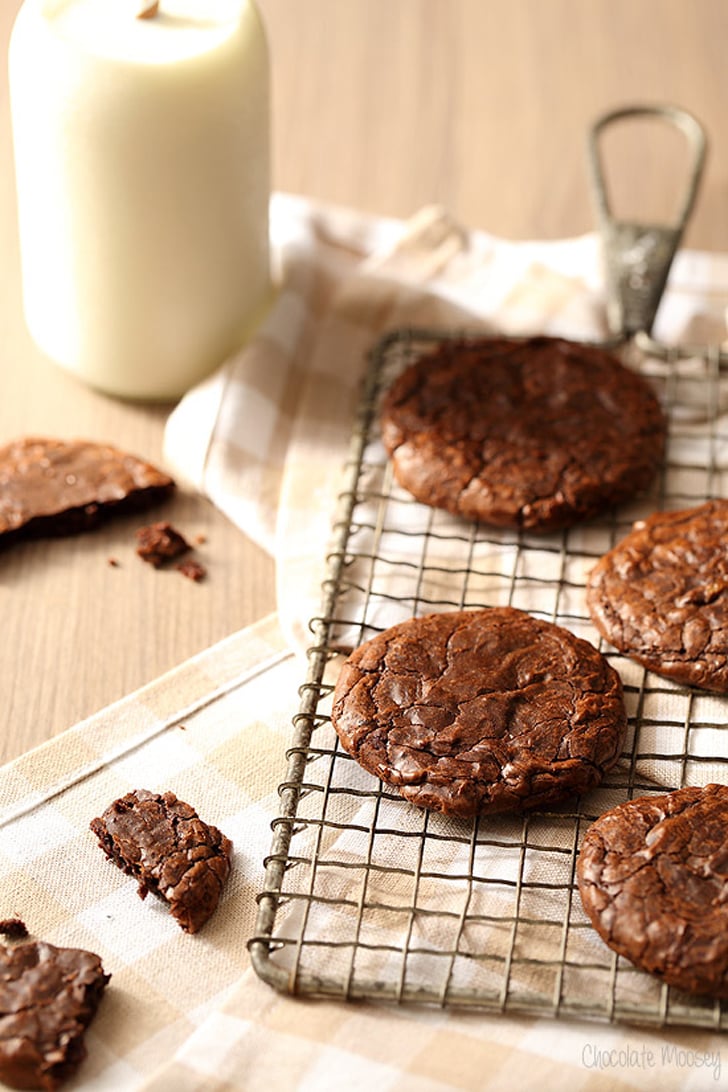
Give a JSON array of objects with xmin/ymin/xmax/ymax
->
[
  {"xmin": 587, "ymin": 500, "xmax": 728, "ymax": 692},
  {"xmin": 331, "ymin": 607, "xmax": 627, "ymax": 817},
  {"xmin": 577, "ymin": 784, "xmax": 728, "ymax": 998},
  {"xmin": 0, "ymin": 940, "xmax": 109, "ymax": 1090},
  {"xmin": 0, "ymin": 437, "xmax": 174, "ymax": 545},
  {"xmin": 380, "ymin": 335, "xmax": 666, "ymax": 532},
  {"xmin": 90, "ymin": 789, "xmax": 232, "ymax": 933}
]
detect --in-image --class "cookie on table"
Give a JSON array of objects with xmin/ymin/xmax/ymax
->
[
  {"xmin": 331, "ymin": 607, "xmax": 627, "ymax": 817},
  {"xmin": 379, "ymin": 335, "xmax": 666, "ymax": 532},
  {"xmin": 0, "ymin": 940, "xmax": 109, "ymax": 1090},
  {"xmin": 90, "ymin": 789, "xmax": 232, "ymax": 934},
  {"xmin": 577, "ymin": 783, "xmax": 728, "ymax": 998},
  {"xmin": 587, "ymin": 499, "xmax": 728, "ymax": 692},
  {"xmin": 0, "ymin": 436, "xmax": 174, "ymax": 545}
]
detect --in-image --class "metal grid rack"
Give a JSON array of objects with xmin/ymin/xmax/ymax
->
[{"xmin": 250, "ymin": 328, "xmax": 728, "ymax": 1029}]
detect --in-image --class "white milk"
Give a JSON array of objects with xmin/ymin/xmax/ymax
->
[{"xmin": 9, "ymin": 0, "xmax": 271, "ymax": 400}]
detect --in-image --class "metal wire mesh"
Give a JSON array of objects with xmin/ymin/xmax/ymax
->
[{"xmin": 250, "ymin": 328, "xmax": 728, "ymax": 1029}]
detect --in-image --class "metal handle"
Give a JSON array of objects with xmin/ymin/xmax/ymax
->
[{"xmin": 588, "ymin": 103, "xmax": 707, "ymax": 339}]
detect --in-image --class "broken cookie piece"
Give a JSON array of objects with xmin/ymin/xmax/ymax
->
[
  {"xmin": 176, "ymin": 558, "xmax": 206, "ymax": 582},
  {"xmin": 0, "ymin": 940, "xmax": 109, "ymax": 1090},
  {"xmin": 90, "ymin": 789, "xmax": 233, "ymax": 933},
  {"xmin": 0, "ymin": 437, "xmax": 174, "ymax": 546}
]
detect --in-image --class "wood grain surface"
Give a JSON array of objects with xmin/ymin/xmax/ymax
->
[{"xmin": 1, "ymin": 0, "xmax": 727, "ymax": 760}]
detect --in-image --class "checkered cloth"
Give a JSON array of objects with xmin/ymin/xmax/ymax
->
[
  {"xmin": 4, "ymin": 196, "xmax": 728, "ymax": 1089},
  {"xmin": 2, "ymin": 615, "xmax": 726, "ymax": 1090}
]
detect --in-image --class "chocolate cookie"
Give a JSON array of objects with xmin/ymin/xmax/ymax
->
[
  {"xmin": 90, "ymin": 789, "xmax": 232, "ymax": 933},
  {"xmin": 577, "ymin": 783, "xmax": 728, "ymax": 998},
  {"xmin": 587, "ymin": 500, "xmax": 728, "ymax": 692},
  {"xmin": 0, "ymin": 437, "xmax": 174, "ymax": 545},
  {"xmin": 380, "ymin": 335, "xmax": 666, "ymax": 532},
  {"xmin": 0, "ymin": 940, "xmax": 109, "ymax": 1090},
  {"xmin": 331, "ymin": 607, "xmax": 627, "ymax": 817}
]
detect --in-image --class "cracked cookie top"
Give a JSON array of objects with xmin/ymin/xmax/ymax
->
[
  {"xmin": 577, "ymin": 783, "xmax": 728, "ymax": 998},
  {"xmin": 587, "ymin": 499, "xmax": 728, "ymax": 692},
  {"xmin": 331, "ymin": 607, "xmax": 627, "ymax": 817},
  {"xmin": 379, "ymin": 335, "xmax": 666, "ymax": 532}
]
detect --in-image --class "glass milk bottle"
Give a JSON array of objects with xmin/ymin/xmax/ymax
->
[{"xmin": 8, "ymin": 0, "xmax": 271, "ymax": 401}]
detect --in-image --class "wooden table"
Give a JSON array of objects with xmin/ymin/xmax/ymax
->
[{"xmin": 1, "ymin": 0, "xmax": 727, "ymax": 762}]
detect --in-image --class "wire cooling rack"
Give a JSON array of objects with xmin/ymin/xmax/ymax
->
[{"xmin": 250, "ymin": 328, "xmax": 728, "ymax": 1030}]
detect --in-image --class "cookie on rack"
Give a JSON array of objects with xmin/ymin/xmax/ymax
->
[
  {"xmin": 331, "ymin": 607, "xmax": 627, "ymax": 818},
  {"xmin": 577, "ymin": 783, "xmax": 728, "ymax": 998},
  {"xmin": 379, "ymin": 335, "xmax": 666, "ymax": 533},
  {"xmin": 587, "ymin": 499, "xmax": 728, "ymax": 692}
]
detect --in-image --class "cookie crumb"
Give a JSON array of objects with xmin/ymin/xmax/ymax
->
[
  {"xmin": 177, "ymin": 559, "xmax": 206, "ymax": 582},
  {"xmin": 107, "ymin": 557, "xmax": 120, "ymax": 568},
  {"xmin": 0, "ymin": 918, "xmax": 28, "ymax": 939},
  {"xmin": 136, "ymin": 521, "xmax": 190, "ymax": 568}
]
